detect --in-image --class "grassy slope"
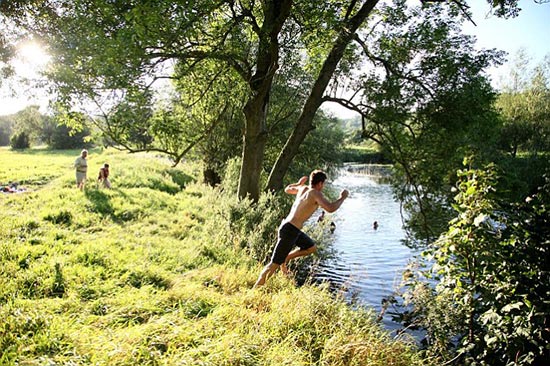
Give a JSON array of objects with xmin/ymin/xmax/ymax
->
[{"xmin": 0, "ymin": 147, "xmax": 429, "ymax": 366}]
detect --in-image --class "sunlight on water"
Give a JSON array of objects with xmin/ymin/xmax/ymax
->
[{"xmin": 313, "ymin": 168, "xmax": 415, "ymax": 331}]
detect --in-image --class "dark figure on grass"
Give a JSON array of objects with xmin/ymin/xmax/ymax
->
[
  {"xmin": 254, "ymin": 170, "xmax": 349, "ymax": 287},
  {"xmin": 98, "ymin": 163, "xmax": 111, "ymax": 189}
]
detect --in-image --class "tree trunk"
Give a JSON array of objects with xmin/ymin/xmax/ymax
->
[
  {"xmin": 266, "ymin": 0, "xmax": 379, "ymax": 192},
  {"xmin": 238, "ymin": 97, "xmax": 269, "ymax": 200},
  {"xmin": 237, "ymin": 0, "xmax": 293, "ymax": 201}
]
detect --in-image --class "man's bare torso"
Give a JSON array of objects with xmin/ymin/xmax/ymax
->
[{"xmin": 285, "ymin": 186, "xmax": 320, "ymax": 229}]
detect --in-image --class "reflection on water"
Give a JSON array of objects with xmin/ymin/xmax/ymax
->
[{"xmin": 312, "ymin": 167, "xmax": 414, "ymax": 331}]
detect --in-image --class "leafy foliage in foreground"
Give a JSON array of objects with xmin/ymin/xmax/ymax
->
[
  {"xmin": 401, "ymin": 159, "xmax": 550, "ymax": 365},
  {"xmin": 0, "ymin": 149, "xmax": 427, "ymax": 366}
]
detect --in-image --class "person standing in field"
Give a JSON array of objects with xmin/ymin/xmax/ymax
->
[
  {"xmin": 98, "ymin": 163, "xmax": 111, "ymax": 189},
  {"xmin": 254, "ymin": 169, "xmax": 349, "ymax": 287},
  {"xmin": 74, "ymin": 149, "xmax": 88, "ymax": 190}
]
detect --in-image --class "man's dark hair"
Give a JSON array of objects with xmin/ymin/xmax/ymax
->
[{"xmin": 310, "ymin": 170, "xmax": 327, "ymax": 186}]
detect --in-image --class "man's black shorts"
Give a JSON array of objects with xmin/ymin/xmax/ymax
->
[{"xmin": 271, "ymin": 222, "xmax": 315, "ymax": 265}]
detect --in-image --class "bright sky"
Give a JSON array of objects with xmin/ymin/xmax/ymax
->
[
  {"xmin": 1, "ymin": 1, "xmax": 549, "ymax": 117},
  {"xmin": 0, "ymin": 40, "xmax": 52, "ymax": 116},
  {"xmin": 462, "ymin": 0, "xmax": 550, "ymax": 88},
  {"xmin": 325, "ymin": 0, "xmax": 550, "ymax": 118}
]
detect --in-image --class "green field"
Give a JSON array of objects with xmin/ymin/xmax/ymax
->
[{"xmin": 0, "ymin": 147, "xmax": 429, "ymax": 365}]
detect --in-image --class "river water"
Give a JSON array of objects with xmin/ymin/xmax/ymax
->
[{"xmin": 311, "ymin": 166, "xmax": 415, "ymax": 331}]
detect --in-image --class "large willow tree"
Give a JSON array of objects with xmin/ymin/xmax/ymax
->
[{"xmin": 0, "ymin": 0, "xmax": 529, "ymax": 200}]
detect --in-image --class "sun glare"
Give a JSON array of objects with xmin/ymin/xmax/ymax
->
[{"xmin": 18, "ymin": 41, "xmax": 51, "ymax": 66}]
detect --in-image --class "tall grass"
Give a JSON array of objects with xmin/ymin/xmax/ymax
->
[{"xmin": 0, "ymin": 148, "xmax": 431, "ymax": 365}]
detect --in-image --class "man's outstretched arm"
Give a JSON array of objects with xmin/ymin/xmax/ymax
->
[{"xmin": 314, "ymin": 189, "xmax": 349, "ymax": 213}]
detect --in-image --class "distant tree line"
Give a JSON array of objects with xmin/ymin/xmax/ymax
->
[{"xmin": 0, "ymin": 105, "xmax": 92, "ymax": 149}]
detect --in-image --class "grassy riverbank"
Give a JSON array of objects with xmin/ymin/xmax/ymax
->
[{"xmin": 1, "ymin": 147, "xmax": 430, "ymax": 365}]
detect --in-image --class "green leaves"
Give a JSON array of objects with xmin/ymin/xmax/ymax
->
[
  {"xmin": 473, "ymin": 213, "xmax": 487, "ymax": 227},
  {"xmin": 496, "ymin": 51, "xmax": 550, "ymax": 158},
  {"xmin": 404, "ymin": 162, "xmax": 550, "ymax": 364},
  {"xmin": 501, "ymin": 301, "xmax": 523, "ymax": 313},
  {"xmin": 351, "ymin": 1, "xmax": 504, "ymax": 245}
]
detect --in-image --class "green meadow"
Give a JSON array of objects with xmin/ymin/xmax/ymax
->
[{"xmin": 1, "ymin": 147, "xmax": 430, "ymax": 365}]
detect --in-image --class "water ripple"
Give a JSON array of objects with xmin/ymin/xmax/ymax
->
[{"xmin": 312, "ymin": 168, "xmax": 417, "ymax": 331}]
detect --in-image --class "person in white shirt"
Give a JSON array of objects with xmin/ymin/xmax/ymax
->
[{"xmin": 74, "ymin": 149, "xmax": 88, "ymax": 190}]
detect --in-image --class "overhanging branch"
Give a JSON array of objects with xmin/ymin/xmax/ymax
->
[{"xmin": 353, "ymin": 34, "xmax": 435, "ymax": 99}]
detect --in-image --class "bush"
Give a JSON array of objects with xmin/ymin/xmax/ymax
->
[
  {"xmin": 224, "ymin": 192, "xmax": 288, "ymax": 263},
  {"xmin": 401, "ymin": 159, "xmax": 550, "ymax": 365},
  {"xmin": 49, "ymin": 124, "xmax": 92, "ymax": 149},
  {"xmin": 10, "ymin": 132, "xmax": 30, "ymax": 149}
]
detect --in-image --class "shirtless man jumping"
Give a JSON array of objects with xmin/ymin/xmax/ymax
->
[{"xmin": 254, "ymin": 169, "xmax": 349, "ymax": 287}]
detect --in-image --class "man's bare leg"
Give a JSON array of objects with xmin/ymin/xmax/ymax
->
[
  {"xmin": 254, "ymin": 262, "xmax": 280, "ymax": 288},
  {"xmin": 283, "ymin": 246, "xmax": 317, "ymax": 272}
]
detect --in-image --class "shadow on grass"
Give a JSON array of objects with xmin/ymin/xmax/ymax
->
[
  {"xmin": 167, "ymin": 169, "xmax": 195, "ymax": 190},
  {"xmin": 85, "ymin": 188, "xmax": 147, "ymax": 224},
  {"xmin": 84, "ymin": 189, "xmax": 115, "ymax": 217},
  {"xmin": 138, "ymin": 169, "xmax": 195, "ymax": 194},
  {"xmin": 121, "ymin": 169, "xmax": 194, "ymax": 194}
]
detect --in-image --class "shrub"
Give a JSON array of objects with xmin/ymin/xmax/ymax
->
[
  {"xmin": 49, "ymin": 124, "xmax": 92, "ymax": 149},
  {"xmin": 10, "ymin": 132, "xmax": 30, "ymax": 149},
  {"xmin": 223, "ymin": 192, "xmax": 289, "ymax": 263},
  {"xmin": 401, "ymin": 159, "xmax": 550, "ymax": 365}
]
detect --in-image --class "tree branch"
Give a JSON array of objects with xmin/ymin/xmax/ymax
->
[
  {"xmin": 353, "ymin": 33, "xmax": 435, "ymax": 99},
  {"xmin": 421, "ymin": 0, "xmax": 476, "ymax": 25},
  {"xmin": 237, "ymin": 0, "xmax": 261, "ymax": 34},
  {"xmin": 344, "ymin": 0, "xmax": 359, "ymax": 20},
  {"xmin": 148, "ymin": 50, "xmax": 251, "ymax": 82}
]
